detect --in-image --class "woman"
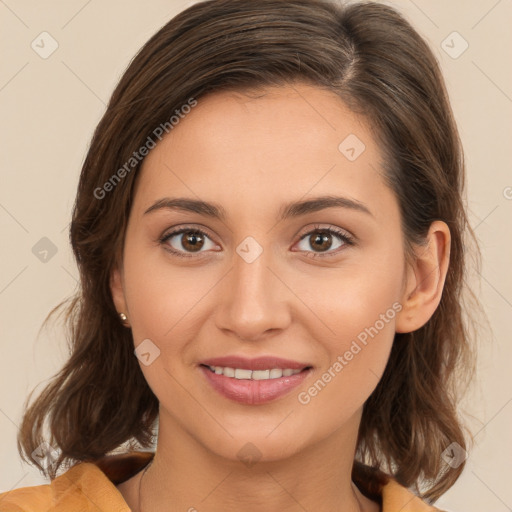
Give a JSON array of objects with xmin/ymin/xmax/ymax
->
[{"xmin": 0, "ymin": 0, "xmax": 477, "ymax": 510}]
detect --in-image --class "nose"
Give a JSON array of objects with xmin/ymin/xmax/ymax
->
[{"xmin": 214, "ymin": 245, "xmax": 291, "ymax": 342}]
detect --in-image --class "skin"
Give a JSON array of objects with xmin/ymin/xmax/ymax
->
[{"xmin": 111, "ymin": 83, "xmax": 450, "ymax": 512}]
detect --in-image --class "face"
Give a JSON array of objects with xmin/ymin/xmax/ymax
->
[{"xmin": 111, "ymin": 83, "xmax": 409, "ymax": 463}]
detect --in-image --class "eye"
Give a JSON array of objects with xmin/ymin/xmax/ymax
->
[
  {"xmin": 294, "ymin": 224, "xmax": 354, "ymax": 258},
  {"xmin": 159, "ymin": 226, "xmax": 218, "ymax": 258}
]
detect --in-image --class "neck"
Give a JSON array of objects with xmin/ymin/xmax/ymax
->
[{"xmin": 136, "ymin": 409, "xmax": 374, "ymax": 512}]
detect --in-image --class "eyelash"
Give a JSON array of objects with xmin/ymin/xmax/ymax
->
[{"xmin": 159, "ymin": 224, "xmax": 355, "ymax": 259}]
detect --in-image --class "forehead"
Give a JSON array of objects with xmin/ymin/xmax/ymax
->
[{"xmin": 132, "ymin": 83, "xmax": 394, "ymax": 222}]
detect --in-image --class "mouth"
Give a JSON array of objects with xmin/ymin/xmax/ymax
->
[{"xmin": 198, "ymin": 357, "xmax": 313, "ymax": 405}]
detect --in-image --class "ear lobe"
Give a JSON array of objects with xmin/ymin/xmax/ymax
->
[{"xmin": 395, "ymin": 221, "xmax": 451, "ymax": 334}]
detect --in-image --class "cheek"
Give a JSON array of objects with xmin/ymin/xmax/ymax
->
[
  {"xmin": 295, "ymin": 245, "xmax": 403, "ymax": 340},
  {"xmin": 295, "ymin": 253, "xmax": 403, "ymax": 406},
  {"xmin": 122, "ymin": 239, "xmax": 210, "ymax": 341},
  {"xmin": 296, "ymin": 288, "xmax": 399, "ymax": 423}
]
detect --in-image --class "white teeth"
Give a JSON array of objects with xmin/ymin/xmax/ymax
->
[
  {"xmin": 234, "ymin": 369, "xmax": 252, "ymax": 380},
  {"xmin": 252, "ymin": 370, "xmax": 270, "ymax": 380},
  {"xmin": 223, "ymin": 367, "xmax": 235, "ymax": 378},
  {"xmin": 207, "ymin": 366, "xmax": 303, "ymax": 380}
]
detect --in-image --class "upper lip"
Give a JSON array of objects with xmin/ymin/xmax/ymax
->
[{"xmin": 200, "ymin": 356, "xmax": 312, "ymax": 371}]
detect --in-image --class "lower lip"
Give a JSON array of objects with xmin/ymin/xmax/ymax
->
[{"xmin": 199, "ymin": 365, "xmax": 313, "ymax": 405}]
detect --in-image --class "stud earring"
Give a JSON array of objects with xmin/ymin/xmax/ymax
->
[{"xmin": 119, "ymin": 312, "xmax": 130, "ymax": 327}]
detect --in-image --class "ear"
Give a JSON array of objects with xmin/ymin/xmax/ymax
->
[
  {"xmin": 395, "ymin": 220, "xmax": 451, "ymax": 333},
  {"xmin": 110, "ymin": 264, "xmax": 128, "ymax": 318}
]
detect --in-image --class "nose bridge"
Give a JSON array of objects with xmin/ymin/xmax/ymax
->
[
  {"xmin": 233, "ymin": 246, "xmax": 271, "ymax": 301},
  {"xmin": 215, "ymin": 236, "xmax": 290, "ymax": 340}
]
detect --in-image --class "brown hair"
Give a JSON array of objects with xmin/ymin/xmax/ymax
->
[{"xmin": 17, "ymin": 0, "xmax": 479, "ymax": 503}]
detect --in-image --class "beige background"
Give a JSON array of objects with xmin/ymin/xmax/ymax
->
[{"xmin": 0, "ymin": 0, "xmax": 511, "ymax": 510}]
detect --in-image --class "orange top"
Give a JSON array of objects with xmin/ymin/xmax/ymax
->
[{"xmin": 0, "ymin": 452, "xmax": 444, "ymax": 511}]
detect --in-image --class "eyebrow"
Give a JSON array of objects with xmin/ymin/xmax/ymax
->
[{"xmin": 143, "ymin": 195, "xmax": 373, "ymax": 221}]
